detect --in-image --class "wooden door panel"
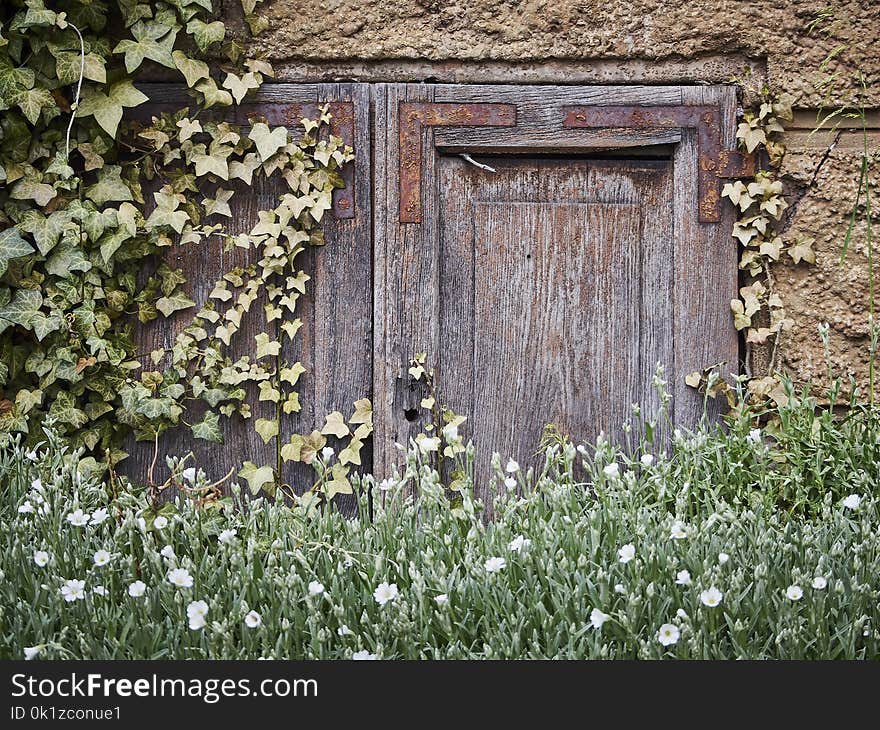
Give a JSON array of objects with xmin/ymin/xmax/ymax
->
[{"xmin": 439, "ymin": 157, "xmax": 672, "ymax": 478}]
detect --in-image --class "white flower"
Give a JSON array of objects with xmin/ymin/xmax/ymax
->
[
  {"xmin": 18, "ymin": 501, "xmax": 34, "ymax": 514},
  {"xmin": 842, "ymin": 494, "xmax": 861, "ymax": 510},
  {"xmin": 676, "ymin": 608, "xmax": 689, "ymax": 620},
  {"xmin": 603, "ymin": 463, "xmax": 620, "ymax": 478},
  {"xmin": 589, "ymin": 608, "xmax": 610, "ymax": 629},
  {"xmin": 718, "ymin": 552, "xmax": 730, "ymax": 565},
  {"xmin": 308, "ymin": 580, "xmax": 325, "ymax": 597},
  {"xmin": 484, "ymin": 557, "xmax": 507, "ymax": 573},
  {"xmin": 700, "ymin": 586, "xmax": 723, "ymax": 607},
  {"xmin": 338, "ymin": 624, "xmax": 354, "ymax": 636},
  {"xmin": 136, "ymin": 517, "xmax": 147, "ymax": 531},
  {"xmin": 167, "ymin": 567, "xmax": 193, "ymax": 588},
  {"xmin": 508, "ymin": 535, "xmax": 531, "ymax": 553},
  {"xmin": 618, "ymin": 543, "xmax": 635, "ymax": 563},
  {"xmin": 93, "ymin": 585, "xmax": 107, "ymax": 597},
  {"xmin": 128, "ymin": 580, "xmax": 147, "ymax": 598},
  {"xmin": 640, "ymin": 453, "xmax": 654, "ymax": 467},
  {"xmin": 66, "ymin": 509, "xmax": 89, "ymax": 527},
  {"xmin": 26, "ymin": 450, "xmax": 39, "ymax": 462},
  {"xmin": 670, "ymin": 521, "xmax": 688, "ymax": 540},
  {"xmin": 187, "ymin": 600, "xmax": 208, "ymax": 630},
  {"xmin": 812, "ymin": 576, "xmax": 827, "ymax": 590},
  {"xmin": 657, "ymin": 623, "xmax": 680, "ymax": 646},
  {"xmin": 434, "ymin": 594, "xmax": 449, "ymax": 606},
  {"xmin": 24, "ymin": 646, "xmax": 40, "ymax": 660},
  {"xmin": 218, "ymin": 528, "xmax": 237, "ymax": 544},
  {"xmin": 503, "ymin": 476, "xmax": 517, "ymax": 490},
  {"xmin": 747, "ymin": 428, "xmax": 762, "ymax": 445},
  {"xmin": 373, "ymin": 581, "xmax": 399, "ymax": 605},
  {"xmin": 182, "ymin": 467, "xmax": 196, "ymax": 482},
  {"xmin": 442, "ymin": 424, "xmax": 459, "ymax": 442},
  {"xmin": 785, "ymin": 585, "xmax": 803, "ymax": 601},
  {"xmin": 675, "ymin": 570, "xmax": 692, "ymax": 586},
  {"xmin": 93, "ymin": 549, "xmax": 111, "ymax": 567},
  {"xmin": 321, "ymin": 446, "xmax": 335, "ymax": 461},
  {"xmin": 244, "ymin": 610, "xmax": 262, "ymax": 628},
  {"xmin": 160, "ymin": 545, "xmax": 176, "ymax": 560},
  {"xmin": 352, "ymin": 650, "xmax": 377, "ymax": 660},
  {"xmin": 90, "ymin": 508, "xmax": 109, "ymax": 525},
  {"xmin": 505, "ymin": 459, "xmax": 520, "ymax": 473},
  {"xmin": 153, "ymin": 515, "xmax": 168, "ymax": 530},
  {"xmin": 378, "ymin": 478, "xmax": 394, "ymax": 491},
  {"xmin": 418, "ymin": 436, "xmax": 440, "ymax": 453},
  {"xmin": 614, "ymin": 583, "xmax": 626, "ymax": 594},
  {"xmin": 60, "ymin": 579, "xmax": 86, "ymax": 602},
  {"xmin": 34, "ymin": 550, "xmax": 49, "ymax": 567}
]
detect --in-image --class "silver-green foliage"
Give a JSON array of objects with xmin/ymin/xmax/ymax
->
[{"xmin": 1, "ymin": 408, "xmax": 878, "ymax": 660}]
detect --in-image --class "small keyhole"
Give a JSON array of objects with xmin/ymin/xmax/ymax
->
[{"xmin": 403, "ymin": 408, "xmax": 419, "ymax": 422}]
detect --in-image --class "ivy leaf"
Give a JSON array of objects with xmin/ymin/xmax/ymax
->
[
  {"xmin": 249, "ymin": 122, "xmax": 288, "ymax": 162},
  {"xmin": 280, "ymin": 434, "xmax": 303, "ymax": 462},
  {"xmin": 172, "ymin": 50, "xmax": 209, "ymax": 88},
  {"xmin": 85, "ymin": 165, "xmax": 133, "ymax": 206},
  {"xmin": 788, "ymin": 237, "xmax": 816, "ymax": 265},
  {"xmin": 192, "ymin": 410, "xmax": 223, "ymax": 443},
  {"xmin": 31, "ymin": 311, "xmax": 63, "ymax": 341},
  {"xmin": 0, "ymin": 227, "xmax": 34, "ymax": 276},
  {"xmin": 77, "ymin": 80, "xmax": 149, "ymax": 138},
  {"xmin": 191, "ymin": 151, "xmax": 229, "ymax": 180},
  {"xmin": 186, "ymin": 19, "xmax": 226, "ymax": 53},
  {"xmin": 324, "ymin": 463, "xmax": 353, "ymax": 499},
  {"xmin": 736, "ymin": 122, "xmax": 767, "ymax": 154},
  {"xmin": 194, "ymin": 77, "xmax": 232, "ymax": 108},
  {"xmin": 321, "ymin": 411, "xmax": 350, "ymax": 439},
  {"xmin": 254, "ymin": 332, "xmax": 281, "ymax": 359},
  {"xmin": 349, "ymin": 398, "xmax": 373, "ymax": 425},
  {"xmin": 55, "ymin": 51, "xmax": 106, "ymax": 85},
  {"xmin": 338, "ymin": 438, "xmax": 363, "ymax": 467},
  {"xmin": 46, "ymin": 242, "xmax": 92, "ymax": 278},
  {"xmin": 156, "ymin": 291, "xmax": 196, "ymax": 317},
  {"xmin": 48, "ymin": 390, "xmax": 88, "ymax": 429},
  {"xmin": 281, "ymin": 318, "xmax": 303, "ymax": 340},
  {"xmin": 10, "ymin": 177, "xmax": 56, "ymax": 207},
  {"xmin": 279, "ymin": 362, "xmax": 305, "ymax": 386},
  {"xmin": 0, "ymin": 288, "xmax": 43, "ymax": 329},
  {"xmin": 13, "ymin": 86, "xmax": 55, "ymax": 125},
  {"xmin": 113, "ymin": 20, "xmax": 177, "ymax": 73},
  {"xmin": 254, "ymin": 417, "xmax": 279, "ymax": 444},
  {"xmin": 237, "ymin": 461, "xmax": 275, "ymax": 495},
  {"xmin": 222, "ymin": 71, "xmax": 260, "ymax": 104}
]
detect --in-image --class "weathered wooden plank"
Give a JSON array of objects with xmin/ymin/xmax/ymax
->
[{"xmin": 672, "ymin": 86, "xmax": 740, "ymax": 428}]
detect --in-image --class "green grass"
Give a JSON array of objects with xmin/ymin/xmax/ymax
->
[{"xmin": 1, "ymin": 381, "xmax": 878, "ymax": 660}]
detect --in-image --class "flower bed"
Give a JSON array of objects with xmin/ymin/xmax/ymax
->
[{"xmin": 2, "ymin": 407, "xmax": 878, "ymax": 660}]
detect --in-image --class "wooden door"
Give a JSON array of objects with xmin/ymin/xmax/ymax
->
[{"xmin": 373, "ymin": 84, "xmax": 745, "ymax": 499}]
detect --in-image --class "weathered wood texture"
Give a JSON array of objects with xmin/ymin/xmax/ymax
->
[
  {"xmin": 440, "ymin": 157, "xmax": 674, "ymax": 486},
  {"xmin": 373, "ymin": 83, "xmax": 739, "ymax": 499},
  {"xmin": 123, "ymin": 84, "xmax": 372, "ymax": 503}
]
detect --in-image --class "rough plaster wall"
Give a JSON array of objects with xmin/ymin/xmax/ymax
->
[{"xmin": 237, "ymin": 0, "xmax": 880, "ymax": 396}]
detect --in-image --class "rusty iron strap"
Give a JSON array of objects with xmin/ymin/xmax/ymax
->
[
  {"xmin": 399, "ymin": 102, "xmax": 517, "ymax": 224},
  {"xmin": 239, "ymin": 101, "xmax": 357, "ymax": 220},
  {"xmin": 563, "ymin": 105, "xmax": 755, "ymax": 223}
]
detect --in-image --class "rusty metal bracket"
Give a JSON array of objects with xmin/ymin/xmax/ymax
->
[
  {"xmin": 243, "ymin": 101, "xmax": 357, "ymax": 220},
  {"xmin": 398, "ymin": 102, "xmax": 517, "ymax": 223},
  {"xmin": 562, "ymin": 105, "xmax": 755, "ymax": 223}
]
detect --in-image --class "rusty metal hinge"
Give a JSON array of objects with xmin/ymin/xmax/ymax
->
[
  {"xmin": 398, "ymin": 102, "xmax": 517, "ymax": 223},
  {"xmin": 562, "ymin": 105, "xmax": 755, "ymax": 223},
  {"xmin": 257, "ymin": 101, "xmax": 357, "ymax": 219}
]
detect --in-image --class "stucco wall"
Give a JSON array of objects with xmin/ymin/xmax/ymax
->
[{"xmin": 232, "ymin": 0, "xmax": 880, "ymax": 396}]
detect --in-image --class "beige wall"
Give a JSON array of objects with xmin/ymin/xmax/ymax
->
[{"xmin": 235, "ymin": 0, "xmax": 880, "ymax": 395}]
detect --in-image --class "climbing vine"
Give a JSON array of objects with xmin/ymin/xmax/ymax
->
[
  {"xmin": 687, "ymin": 88, "xmax": 818, "ymax": 413},
  {"xmin": 0, "ymin": 0, "xmax": 367, "ymax": 501}
]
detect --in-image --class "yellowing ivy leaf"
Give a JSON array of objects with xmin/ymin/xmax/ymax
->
[
  {"xmin": 254, "ymin": 332, "xmax": 280, "ymax": 359},
  {"xmin": 172, "ymin": 50, "xmax": 209, "ymax": 88},
  {"xmin": 155, "ymin": 291, "xmax": 196, "ymax": 317},
  {"xmin": 77, "ymin": 80, "xmax": 149, "ymax": 138},
  {"xmin": 321, "ymin": 410, "xmax": 350, "ymax": 438},
  {"xmin": 254, "ymin": 417, "xmax": 279, "ymax": 444},
  {"xmin": 249, "ymin": 122, "xmax": 288, "ymax": 162},
  {"xmin": 238, "ymin": 461, "xmax": 275, "ymax": 495},
  {"xmin": 192, "ymin": 410, "xmax": 223, "ymax": 443}
]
